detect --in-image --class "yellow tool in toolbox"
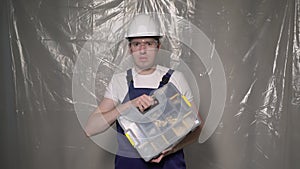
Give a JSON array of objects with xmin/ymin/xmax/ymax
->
[{"xmin": 117, "ymin": 82, "xmax": 201, "ymax": 162}]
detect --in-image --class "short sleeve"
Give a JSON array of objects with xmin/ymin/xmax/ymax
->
[
  {"xmin": 103, "ymin": 73, "xmax": 128, "ymax": 103},
  {"xmin": 170, "ymin": 71, "xmax": 194, "ymax": 102},
  {"xmin": 104, "ymin": 75, "xmax": 119, "ymax": 103}
]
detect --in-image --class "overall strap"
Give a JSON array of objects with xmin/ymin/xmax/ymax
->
[
  {"xmin": 159, "ymin": 69, "xmax": 174, "ymax": 87},
  {"xmin": 121, "ymin": 69, "xmax": 134, "ymax": 103},
  {"xmin": 126, "ymin": 69, "xmax": 133, "ymax": 86}
]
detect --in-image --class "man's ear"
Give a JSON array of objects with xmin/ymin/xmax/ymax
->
[
  {"xmin": 128, "ymin": 45, "xmax": 133, "ymax": 54},
  {"xmin": 157, "ymin": 43, "xmax": 161, "ymax": 49}
]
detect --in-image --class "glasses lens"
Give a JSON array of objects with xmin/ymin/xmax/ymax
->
[{"xmin": 130, "ymin": 41, "xmax": 157, "ymax": 48}]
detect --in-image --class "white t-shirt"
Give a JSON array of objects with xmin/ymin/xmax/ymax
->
[{"xmin": 104, "ymin": 65, "xmax": 193, "ymax": 103}]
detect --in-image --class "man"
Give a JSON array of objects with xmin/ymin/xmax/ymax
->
[{"xmin": 85, "ymin": 14, "xmax": 202, "ymax": 169}]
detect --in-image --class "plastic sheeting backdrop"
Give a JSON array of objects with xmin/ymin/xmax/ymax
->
[{"xmin": 1, "ymin": 0, "xmax": 300, "ymax": 169}]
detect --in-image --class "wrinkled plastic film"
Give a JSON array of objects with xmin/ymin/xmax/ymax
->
[
  {"xmin": 2, "ymin": 0, "xmax": 300, "ymax": 169},
  {"xmin": 293, "ymin": 0, "xmax": 300, "ymax": 105}
]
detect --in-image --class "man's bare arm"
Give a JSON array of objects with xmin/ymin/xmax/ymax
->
[
  {"xmin": 85, "ymin": 95, "xmax": 154, "ymax": 137},
  {"xmin": 85, "ymin": 98, "xmax": 128, "ymax": 136}
]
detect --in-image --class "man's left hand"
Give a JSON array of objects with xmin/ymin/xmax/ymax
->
[{"xmin": 150, "ymin": 147, "xmax": 173, "ymax": 163}]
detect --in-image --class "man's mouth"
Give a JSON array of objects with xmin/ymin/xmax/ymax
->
[{"xmin": 139, "ymin": 57, "xmax": 148, "ymax": 61}]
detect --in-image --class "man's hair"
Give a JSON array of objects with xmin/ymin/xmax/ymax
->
[{"xmin": 127, "ymin": 36, "xmax": 161, "ymax": 43}]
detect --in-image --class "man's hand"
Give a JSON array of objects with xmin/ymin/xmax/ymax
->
[
  {"xmin": 131, "ymin": 94, "xmax": 154, "ymax": 112},
  {"xmin": 150, "ymin": 147, "xmax": 174, "ymax": 163}
]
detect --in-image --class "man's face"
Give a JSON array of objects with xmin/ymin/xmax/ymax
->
[{"xmin": 129, "ymin": 37, "xmax": 160, "ymax": 71}]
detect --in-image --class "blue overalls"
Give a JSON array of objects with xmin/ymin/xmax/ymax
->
[{"xmin": 115, "ymin": 69, "xmax": 186, "ymax": 169}]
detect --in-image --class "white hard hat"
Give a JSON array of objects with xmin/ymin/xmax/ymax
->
[{"xmin": 125, "ymin": 14, "xmax": 161, "ymax": 38}]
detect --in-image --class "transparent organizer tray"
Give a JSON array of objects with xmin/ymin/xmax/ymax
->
[{"xmin": 117, "ymin": 82, "xmax": 200, "ymax": 161}]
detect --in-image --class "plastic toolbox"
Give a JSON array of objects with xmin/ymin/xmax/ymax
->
[{"xmin": 117, "ymin": 82, "xmax": 201, "ymax": 161}]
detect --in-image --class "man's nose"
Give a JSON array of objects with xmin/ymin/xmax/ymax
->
[{"xmin": 139, "ymin": 44, "xmax": 147, "ymax": 54}]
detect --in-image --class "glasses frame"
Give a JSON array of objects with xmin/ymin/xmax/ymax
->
[{"xmin": 129, "ymin": 40, "xmax": 159, "ymax": 49}]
